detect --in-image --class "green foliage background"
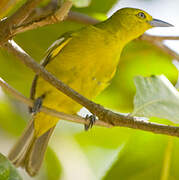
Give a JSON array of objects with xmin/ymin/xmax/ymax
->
[{"xmin": 0, "ymin": 0, "xmax": 179, "ymax": 180}]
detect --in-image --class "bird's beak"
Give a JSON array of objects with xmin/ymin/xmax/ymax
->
[{"xmin": 149, "ymin": 19, "xmax": 174, "ymax": 27}]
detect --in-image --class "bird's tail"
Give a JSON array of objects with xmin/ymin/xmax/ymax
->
[{"xmin": 8, "ymin": 118, "xmax": 55, "ymax": 176}]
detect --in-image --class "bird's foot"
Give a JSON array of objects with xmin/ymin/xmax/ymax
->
[
  {"xmin": 84, "ymin": 114, "xmax": 97, "ymax": 131},
  {"xmin": 31, "ymin": 94, "xmax": 45, "ymax": 115}
]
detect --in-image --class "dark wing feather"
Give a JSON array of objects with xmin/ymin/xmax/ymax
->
[{"xmin": 29, "ymin": 32, "xmax": 72, "ymax": 112}]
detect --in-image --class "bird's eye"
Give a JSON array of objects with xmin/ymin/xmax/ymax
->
[{"xmin": 137, "ymin": 12, "xmax": 146, "ymax": 19}]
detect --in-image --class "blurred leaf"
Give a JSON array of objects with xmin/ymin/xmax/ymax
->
[
  {"xmin": 1, "ymin": 0, "xmax": 54, "ymax": 19},
  {"xmin": 75, "ymin": 126, "xmax": 131, "ymax": 179},
  {"xmin": 96, "ymin": 41, "xmax": 178, "ymax": 112},
  {"xmin": 0, "ymin": 0, "xmax": 23, "ymax": 19},
  {"xmin": 72, "ymin": 0, "xmax": 118, "ymax": 15},
  {"xmin": 39, "ymin": 0, "xmax": 51, "ymax": 7},
  {"xmin": 0, "ymin": 153, "xmax": 22, "ymax": 180},
  {"xmin": 0, "ymin": 96, "xmax": 27, "ymax": 136},
  {"xmin": 0, "ymin": 49, "xmax": 33, "ymax": 97},
  {"xmin": 133, "ymin": 75, "xmax": 179, "ymax": 123},
  {"xmin": 103, "ymin": 130, "xmax": 175, "ymax": 180},
  {"xmin": 103, "ymin": 129, "xmax": 179, "ymax": 180},
  {"xmin": 71, "ymin": 0, "xmax": 91, "ymax": 7},
  {"xmin": 45, "ymin": 147, "xmax": 62, "ymax": 180}
]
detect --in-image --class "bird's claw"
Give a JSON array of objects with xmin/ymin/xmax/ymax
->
[
  {"xmin": 84, "ymin": 114, "xmax": 97, "ymax": 131},
  {"xmin": 31, "ymin": 94, "xmax": 45, "ymax": 115}
]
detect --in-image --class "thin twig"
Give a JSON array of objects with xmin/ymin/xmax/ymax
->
[
  {"xmin": 156, "ymin": 43, "xmax": 179, "ymax": 61},
  {"xmin": 13, "ymin": 1, "xmax": 72, "ymax": 35},
  {"xmin": 0, "ymin": 0, "xmax": 19, "ymax": 19},
  {"xmin": 23, "ymin": 0, "xmax": 59, "ymax": 24},
  {"xmin": 3, "ymin": 40, "xmax": 101, "ymax": 114},
  {"xmin": 141, "ymin": 34, "xmax": 179, "ymax": 41},
  {"xmin": 7, "ymin": 0, "xmax": 43, "ymax": 26},
  {"xmin": 0, "ymin": 0, "xmax": 44, "ymax": 45},
  {"xmin": 140, "ymin": 34, "xmax": 179, "ymax": 61},
  {"xmin": 0, "ymin": 77, "xmax": 110, "ymax": 127},
  {"xmin": 0, "ymin": 0, "xmax": 72, "ymax": 45},
  {"xmin": 2, "ymin": 4, "xmax": 98, "ymax": 37},
  {"xmin": 67, "ymin": 11, "xmax": 99, "ymax": 25},
  {"xmin": 2, "ymin": 73, "xmax": 179, "ymax": 138},
  {"xmin": 3, "ymin": 40, "xmax": 179, "ymax": 138}
]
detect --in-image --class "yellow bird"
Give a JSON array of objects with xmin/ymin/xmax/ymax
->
[{"xmin": 8, "ymin": 8, "xmax": 172, "ymax": 176}]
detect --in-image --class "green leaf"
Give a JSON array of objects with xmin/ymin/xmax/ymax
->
[
  {"xmin": 0, "ymin": 153, "xmax": 22, "ymax": 180},
  {"xmin": 103, "ymin": 129, "xmax": 179, "ymax": 180},
  {"xmin": 72, "ymin": 0, "xmax": 118, "ymax": 15},
  {"xmin": 0, "ymin": 0, "xmax": 24, "ymax": 18},
  {"xmin": 96, "ymin": 41, "xmax": 178, "ymax": 112},
  {"xmin": 103, "ymin": 130, "xmax": 170, "ymax": 180},
  {"xmin": 50, "ymin": 126, "xmax": 131, "ymax": 180},
  {"xmin": 75, "ymin": 127, "xmax": 131, "ymax": 179},
  {"xmin": 133, "ymin": 75, "xmax": 179, "ymax": 123},
  {"xmin": 0, "ymin": 48, "xmax": 33, "ymax": 97},
  {"xmin": 0, "ymin": 96, "xmax": 27, "ymax": 136},
  {"xmin": 71, "ymin": 0, "xmax": 91, "ymax": 7},
  {"xmin": 45, "ymin": 147, "xmax": 62, "ymax": 180}
]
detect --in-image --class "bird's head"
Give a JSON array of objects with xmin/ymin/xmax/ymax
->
[{"xmin": 111, "ymin": 8, "xmax": 173, "ymax": 41}]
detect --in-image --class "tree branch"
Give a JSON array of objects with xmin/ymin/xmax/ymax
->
[
  {"xmin": 0, "ymin": 0, "xmax": 44, "ymax": 45},
  {"xmin": 0, "ymin": 0, "xmax": 19, "ymax": 19},
  {"xmin": 2, "ymin": 74, "xmax": 179, "ymax": 137},
  {"xmin": 0, "ymin": 2, "xmax": 97, "ymax": 37},
  {"xmin": 13, "ymin": 1, "xmax": 72, "ymax": 35},
  {"xmin": 2, "ymin": 40, "xmax": 179, "ymax": 138},
  {"xmin": 1, "ymin": 1, "xmax": 179, "ymax": 138},
  {"xmin": 140, "ymin": 34, "xmax": 179, "ymax": 41},
  {"xmin": 0, "ymin": 77, "xmax": 110, "ymax": 127},
  {"xmin": 67, "ymin": 11, "xmax": 99, "ymax": 25},
  {"xmin": 0, "ymin": 0, "xmax": 72, "ymax": 45},
  {"xmin": 21, "ymin": 0, "xmax": 59, "ymax": 24},
  {"xmin": 7, "ymin": 0, "xmax": 43, "ymax": 26},
  {"xmin": 140, "ymin": 34, "xmax": 179, "ymax": 61}
]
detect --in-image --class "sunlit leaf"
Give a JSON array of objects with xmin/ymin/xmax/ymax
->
[
  {"xmin": 0, "ymin": 48, "xmax": 33, "ymax": 97},
  {"xmin": 72, "ymin": 0, "xmax": 118, "ymax": 15},
  {"xmin": 75, "ymin": 127, "xmax": 131, "ymax": 179},
  {"xmin": 0, "ymin": 153, "xmax": 22, "ymax": 180},
  {"xmin": 71, "ymin": 0, "xmax": 91, "ymax": 7},
  {"xmin": 45, "ymin": 147, "xmax": 62, "ymax": 180},
  {"xmin": 103, "ymin": 130, "xmax": 170, "ymax": 180},
  {"xmin": 0, "ymin": 95, "xmax": 27, "ymax": 136},
  {"xmin": 133, "ymin": 75, "xmax": 179, "ymax": 123}
]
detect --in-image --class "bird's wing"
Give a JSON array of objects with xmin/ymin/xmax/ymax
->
[
  {"xmin": 30, "ymin": 32, "xmax": 73, "ymax": 105},
  {"xmin": 41, "ymin": 32, "xmax": 73, "ymax": 67}
]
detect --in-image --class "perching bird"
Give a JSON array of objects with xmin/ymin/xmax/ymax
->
[{"xmin": 8, "ymin": 8, "xmax": 173, "ymax": 176}]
